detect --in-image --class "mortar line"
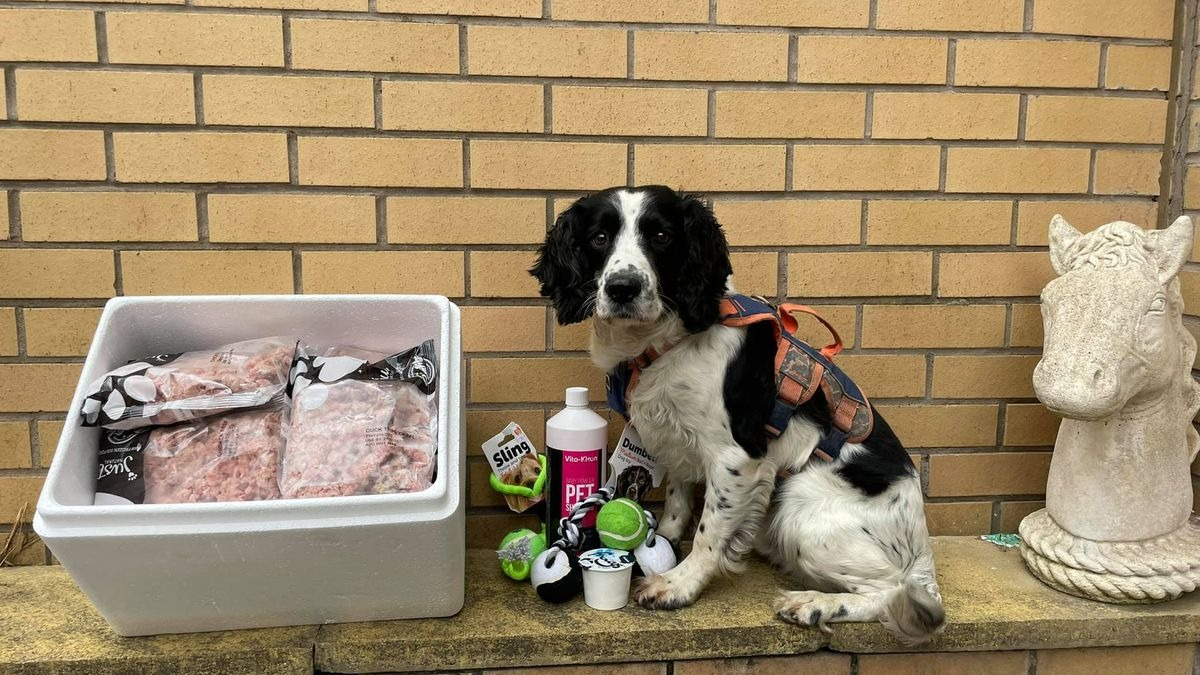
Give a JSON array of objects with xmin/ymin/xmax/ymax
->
[
  {"xmin": 463, "ymin": 249, "xmax": 471, "ymax": 297},
  {"xmin": 196, "ymin": 193, "xmax": 209, "ymax": 242},
  {"xmin": 95, "ymin": 12, "xmax": 108, "ymax": 64},
  {"xmin": 854, "ymin": 303, "xmax": 864, "ymax": 348},
  {"xmin": 859, "ymin": 199, "xmax": 869, "ymax": 246},
  {"xmin": 627, "ymin": 143, "xmax": 635, "ymax": 186},
  {"xmin": 995, "ymin": 400, "xmax": 1009, "ymax": 447},
  {"xmin": 1160, "ymin": 0, "xmax": 1199, "ymax": 226},
  {"xmin": 938, "ymin": 145, "xmax": 948, "ymax": 191},
  {"xmin": 867, "ymin": 0, "xmax": 877, "ymax": 30},
  {"xmin": 923, "ymin": 353, "xmax": 934, "ymax": 400},
  {"xmin": 1087, "ymin": 148, "xmax": 1097, "ymax": 194},
  {"xmin": 367, "ymin": 0, "xmax": 377, "ymax": 11},
  {"xmin": 783, "ymin": 142, "xmax": 793, "ymax": 191},
  {"xmin": 945, "ymin": 39, "xmax": 956, "ymax": 86},
  {"xmin": 787, "ymin": 35, "xmax": 798, "ymax": 83},
  {"xmin": 1009, "ymin": 199, "xmax": 1019, "ymax": 247},
  {"xmin": 459, "ymin": 24, "xmax": 469, "ymax": 75},
  {"xmin": 543, "ymin": 84, "xmax": 552, "ymax": 133},
  {"xmin": 775, "ymin": 251, "xmax": 786, "ymax": 303},
  {"xmin": 542, "ymin": 0, "xmax": 550, "ymax": 19},
  {"xmin": 287, "ymin": 132, "xmax": 299, "ymax": 184},
  {"xmin": 544, "ymin": 306, "xmax": 554, "ymax": 352},
  {"xmin": 112, "ymin": 250, "xmax": 123, "ymax": 295},
  {"xmin": 375, "ymin": 195, "xmax": 387, "ymax": 245},
  {"xmin": 282, "ymin": 13, "xmax": 293, "ymax": 69},
  {"xmin": 708, "ymin": 0, "xmax": 716, "ymax": 24},
  {"xmin": 291, "ymin": 249, "xmax": 303, "ymax": 294},
  {"xmin": 990, "ymin": 500, "xmax": 1003, "ymax": 533},
  {"xmin": 706, "ymin": 89, "xmax": 716, "ymax": 138},
  {"xmin": 1017, "ymin": 94, "xmax": 1028, "ymax": 142},
  {"xmin": 545, "ymin": 197, "xmax": 554, "ymax": 230},
  {"xmin": 28, "ymin": 418, "xmax": 40, "ymax": 473},
  {"xmin": 4, "ymin": 67, "xmax": 16, "ymax": 121},
  {"xmin": 627, "ymin": 30, "xmax": 635, "ymax": 79},
  {"xmin": 103, "ymin": 131, "xmax": 115, "ymax": 183},
  {"xmin": 1027, "ymin": 650, "xmax": 1038, "ymax": 675},
  {"xmin": 863, "ymin": 91, "xmax": 874, "ymax": 139},
  {"xmin": 1097, "ymin": 43, "xmax": 1109, "ymax": 89},
  {"xmin": 14, "ymin": 306, "xmax": 26, "ymax": 357},
  {"xmin": 373, "ymin": 77, "xmax": 383, "ymax": 130},
  {"xmin": 462, "ymin": 138, "xmax": 471, "ymax": 189},
  {"xmin": 1023, "ymin": 0, "xmax": 1034, "ymax": 31},
  {"xmin": 193, "ymin": 73, "xmax": 205, "ymax": 125},
  {"xmin": 5, "ymin": 190, "xmax": 18, "ymax": 241}
]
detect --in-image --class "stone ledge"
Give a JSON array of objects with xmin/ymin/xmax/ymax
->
[{"xmin": 2, "ymin": 537, "xmax": 1199, "ymax": 675}]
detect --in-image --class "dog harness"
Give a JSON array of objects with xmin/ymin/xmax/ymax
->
[{"xmin": 606, "ymin": 294, "xmax": 874, "ymax": 462}]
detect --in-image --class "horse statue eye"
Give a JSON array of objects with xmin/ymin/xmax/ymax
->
[
  {"xmin": 653, "ymin": 230, "xmax": 671, "ymax": 245},
  {"xmin": 1149, "ymin": 295, "xmax": 1167, "ymax": 313},
  {"xmin": 590, "ymin": 232, "xmax": 608, "ymax": 249}
]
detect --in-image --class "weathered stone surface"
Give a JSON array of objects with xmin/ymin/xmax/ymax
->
[{"xmin": 0, "ymin": 565, "xmax": 316, "ymax": 675}]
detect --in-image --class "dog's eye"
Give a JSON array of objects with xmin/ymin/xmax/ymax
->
[
  {"xmin": 590, "ymin": 232, "xmax": 609, "ymax": 249},
  {"xmin": 652, "ymin": 230, "xmax": 671, "ymax": 245}
]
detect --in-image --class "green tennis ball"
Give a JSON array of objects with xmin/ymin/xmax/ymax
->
[
  {"xmin": 596, "ymin": 498, "xmax": 649, "ymax": 550},
  {"xmin": 497, "ymin": 528, "xmax": 547, "ymax": 581}
]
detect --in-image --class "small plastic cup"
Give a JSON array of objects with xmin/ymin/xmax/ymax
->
[{"xmin": 578, "ymin": 548, "xmax": 636, "ymax": 610}]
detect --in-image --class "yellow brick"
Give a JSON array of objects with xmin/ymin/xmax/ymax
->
[
  {"xmin": 1004, "ymin": 404, "xmax": 1060, "ymax": 446},
  {"xmin": 467, "ymin": 409, "xmax": 545, "ymax": 454},
  {"xmin": 24, "ymin": 308, "xmax": 102, "ymax": 357},
  {"xmin": 924, "ymin": 502, "xmax": 994, "ymax": 537},
  {"xmin": 862, "ymin": 304, "xmax": 1006, "ymax": 348},
  {"xmin": 122, "ymin": 251, "xmax": 292, "ymax": 295},
  {"xmin": 21, "ymin": 192, "xmax": 197, "ymax": 242},
  {"xmin": 716, "ymin": 91, "xmax": 865, "ymax": 139},
  {"xmin": 793, "ymin": 145, "xmax": 940, "ymax": 191},
  {"xmin": 1040, "ymin": 645, "xmax": 1195, "ymax": 675},
  {"xmin": 861, "ymin": 650, "xmax": 1027, "ymax": 675},
  {"xmin": 796, "ymin": 36, "xmax": 947, "ymax": 85},
  {"xmin": 1107, "ymin": 46, "xmax": 1172, "ymax": 91},
  {"xmin": 0, "ymin": 250, "xmax": 114, "ymax": 298},
  {"xmin": 470, "ymin": 26, "xmax": 626, "ymax": 78},
  {"xmin": 471, "ymin": 251, "xmax": 540, "ymax": 298},
  {"xmin": 554, "ymin": 0, "xmax": 707, "ymax": 22},
  {"xmin": 387, "ymin": 197, "xmax": 545, "ymax": 245},
  {"xmin": 0, "ymin": 422, "xmax": 32, "ymax": 469},
  {"xmin": 1009, "ymin": 303, "xmax": 1044, "ymax": 348},
  {"xmin": 635, "ymin": 31, "xmax": 788, "ymax": 82},
  {"xmin": 16, "ymin": 70, "xmax": 194, "ymax": 124},
  {"xmin": 0, "ymin": 130, "xmax": 105, "ymax": 181},
  {"xmin": 471, "ymin": 357, "xmax": 605, "ymax": 403},
  {"xmin": 786, "ymin": 305, "xmax": 856, "ymax": 349},
  {"xmin": 939, "ymin": 252, "xmax": 1054, "ymax": 298},
  {"xmin": 636, "ymin": 144, "xmax": 786, "ymax": 191},
  {"xmin": 872, "ymin": 93, "xmax": 1018, "ymax": 140},
  {"xmin": 1094, "ymin": 149, "xmax": 1162, "ymax": 196},
  {"xmin": 198, "ymin": 0, "xmax": 364, "ymax": 8},
  {"xmin": 868, "ymin": 200, "xmax": 1012, "ymax": 246},
  {"xmin": 945, "ymin": 148, "xmax": 1090, "ymax": 194},
  {"xmin": 676, "ymin": 654, "xmax": 851, "ymax": 675},
  {"xmin": 208, "ymin": 194, "xmax": 376, "ymax": 244},
  {"xmin": 553, "ymin": 319, "xmax": 591, "ymax": 351},
  {"xmin": 1026, "ymin": 95, "xmax": 1166, "ymax": 144},
  {"xmin": 113, "ymin": 132, "xmax": 288, "ymax": 183},
  {"xmin": 1188, "ymin": 167, "xmax": 1200, "ymax": 210},
  {"xmin": 297, "ymin": 137, "xmax": 462, "ymax": 187},
  {"xmin": 107, "ymin": 12, "xmax": 283, "ymax": 66},
  {"xmin": 0, "ymin": 10, "xmax": 96, "ymax": 62},
  {"xmin": 204, "ymin": 75, "xmax": 374, "ymax": 128},
  {"xmin": 955, "ymin": 40, "xmax": 1100, "ymax": 88},
  {"xmin": 472, "ymin": 141, "xmax": 626, "ymax": 190},
  {"xmin": 876, "ymin": 404, "xmax": 999, "ymax": 448},
  {"xmin": 468, "ymin": 459, "xmax": 507, "ymax": 508},
  {"xmin": 999, "ymin": 501, "xmax": 1044, "ymax": 532},
  {"xmin": 383, "ymin": 82, "xmax": 542, "ymax": 133},
  {"xmin": 877, "ymin": 0, "xmax": 1023, "ymax": 31},
  {"xmin": 788, "ymin": 252, "xmax": 931, "ymax": 297},
  {"xmin": 291, "ymin": 19, "xmax": 457, "ymax": 73},
  {"xmin": 37, "ymin": 421, "xmax": 64, "ymax": 469},
  {"xmin": 0, "ymin": 476, "xmax": 46, "ymax": 521},
  {"xmin": 1015, "ymin": 199, "xmax": 1158, "ymax": 246},
  {"xmin": 377, "ymin": 0, "xmax": 538, "ymax": 16},
  {"xmin": 730, "ymin": 252, "xmax": 778, "ymax": 297},
  {"xmin": 928, "ymin": 452, "xmax": 1050, "ymax": 497},
  {"xmin": 0, "ymin": 364, "xmax": 82, "ymax": 413},
  {"xmin": 0, "ymin": 308, "xmax": 15, "ymax": 356},
  {"xmin": 716, "ymin": 0, "xmax": 869, "ymax": 28},
  {"xmin": 715, "ymin": 199, "xmax": 860, "ymax": 246},
  {"xmin": 835, "ymin": 355, "xmax": 927, "ymax": 398},
  {"xmin": 461, "ymin": 306, "xmax": 546, "ymax": 352},
  {"xmin": 555, "ymin": 86, "xmax": 708, "ymax": 137},
  {"xmin": 1033, "ymin": 0, "xmax": 1175, "ymax": 39},
  {"xmin": 302, "ymin": 251, "xmax": 464, "ymax": 296},
  {"xmin": 932, "ymin": 355, "xmax": 1041, "ymax": 398}
]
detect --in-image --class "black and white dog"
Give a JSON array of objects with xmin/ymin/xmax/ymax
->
[{"xmin": 532, "ymin": 186, "xmax": 945, "ymax": 644}]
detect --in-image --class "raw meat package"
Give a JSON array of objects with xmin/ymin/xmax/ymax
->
[
  {"xmin": 94, "ymin": 408, "xmax": 284, "ymax": 505},
  {"xmin": 282, "ymin": 340, "xmax": 438, "ymax": 499},
  {"xmin": 80, "ymin": 337, "xmax": 296, "ymax": 430}
]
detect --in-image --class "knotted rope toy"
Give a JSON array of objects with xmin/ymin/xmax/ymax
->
[{"xmin": 530, "ymin": 486, "xmax": 677, "ymax": 603}]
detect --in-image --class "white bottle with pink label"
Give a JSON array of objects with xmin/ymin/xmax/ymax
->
[{"xmin": 545, "ymin": 387, "xmax": 608, "ymax": 535}]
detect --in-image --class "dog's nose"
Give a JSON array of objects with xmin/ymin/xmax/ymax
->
[{"xmin": 605, "ymin": 274, "xmax": 643, "ymax": 304}]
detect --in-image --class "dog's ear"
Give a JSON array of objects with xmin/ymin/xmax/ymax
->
[
  {"xmin": 673, "ymin": 195, "xmax": 732, "ymax": 333},
  {"xmin": 530, "ymin": 203, "xmax": 596, "ymax": 325}
]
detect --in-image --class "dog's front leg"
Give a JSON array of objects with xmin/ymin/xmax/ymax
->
[
  {"xmin": 654, "ymin": 476, "xmax": 695, "ymax": 545},
  {"xmin": 635, "ymin": 446, "xmax": 767, "ymax": 610}
]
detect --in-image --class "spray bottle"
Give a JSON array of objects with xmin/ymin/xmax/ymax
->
[{"xmin": 545, "ymin": 387, "xmax": 608, "ymax": 536}]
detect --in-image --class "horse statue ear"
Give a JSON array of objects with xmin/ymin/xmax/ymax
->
[
  {"xmin": 1048, "ymin": 214, "xmax": 1082, "ymax": 276},
  {"xmin": 1147, "ymin": 215, "xmax": 1195, "ymax": 286}
]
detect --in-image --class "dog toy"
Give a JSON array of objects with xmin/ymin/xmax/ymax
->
[
  {"xmin": 633, "ymin": 534, "xmax": 677, "ymax": 577},
  {"xmin": 496, "ymin": 528, "xmax": 547, "ymax": 581},
  {"xmin": 596, "ymin": 497, "xmax": 649, "ymax": 550}
]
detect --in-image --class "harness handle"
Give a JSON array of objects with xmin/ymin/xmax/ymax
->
[{"xmin": 778, "ymin": 303, "xmax": 843, "ymax": 359}]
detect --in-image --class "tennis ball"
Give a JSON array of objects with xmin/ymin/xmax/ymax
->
[
  {"xmin": 596, "ymin": 497, "xmax": 649, "ymax": 550},
  {"xmin": 497, "ymin": 528, "xmax": 547, "ymax": 581}
]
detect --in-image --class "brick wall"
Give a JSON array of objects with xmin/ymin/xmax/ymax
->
[{"xmin": 0, "ymin": 0, "xmax": 1187, "ymax": 563}]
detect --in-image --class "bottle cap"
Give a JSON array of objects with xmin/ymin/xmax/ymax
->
[{"xmin": 565, "ymin": 387, "xmax": 589, "ymax": 407}]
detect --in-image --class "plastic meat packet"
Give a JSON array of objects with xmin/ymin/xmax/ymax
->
[
  {"xmin": 80, "ymin": 337, "xmax": 296, "ymax": 430},
  {"xmin": 95, "ymin": 408, "xmax": 284, "ymax": 505},
  {"xmin": 281, "ymin": 340, "xmax": 438, "ymax": 499}
]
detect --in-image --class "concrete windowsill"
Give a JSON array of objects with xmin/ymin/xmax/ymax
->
[{"xmin": 3, "ymin": 537, "xmax": 1199, "ymax": 675}]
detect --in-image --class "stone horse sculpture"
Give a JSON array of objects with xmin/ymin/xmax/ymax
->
[{"xmin": 1020, "ymin": 214, "xmax": 1200, "ymax": 603}]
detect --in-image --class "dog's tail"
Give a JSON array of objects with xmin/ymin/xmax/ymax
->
[{"xmin": 881, "ymin": 575, "xmax": 946, "ymax": 646}]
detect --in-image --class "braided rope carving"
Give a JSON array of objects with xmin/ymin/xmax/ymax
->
[{"xmin": 1019, "ymin": 509, "xmax": 1200, "ymax": 604}]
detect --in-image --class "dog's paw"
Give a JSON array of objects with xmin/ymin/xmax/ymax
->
[
  {"xmin": 634, "ymin": 572, "xmax": 696, "ymax": 610},
  {"xmin": 774, "ymin": 591, "xmax": 844, "ymax": 633}
]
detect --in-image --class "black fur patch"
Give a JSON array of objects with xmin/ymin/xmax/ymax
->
[
  {"xmin": 834, "ymin": 410, "xmax": 916, "ymax": 496},
  {"xmin": 722, "ymin": 321, "xmax": 778, "ymax": 459}
]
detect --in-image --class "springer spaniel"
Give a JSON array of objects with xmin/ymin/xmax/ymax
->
[{"xmin": 531, "ymin": 185, "xmax": 945, "ymax": 644}]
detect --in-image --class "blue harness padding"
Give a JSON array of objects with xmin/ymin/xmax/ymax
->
[{"xmin": 606, "ymin": 294, "xmax": 873, "ymax": 462}]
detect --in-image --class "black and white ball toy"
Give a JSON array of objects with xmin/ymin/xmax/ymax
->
[
  {"xmin": 530, "ymin": 547, "xmax": 582, "ymax": 603},
  {"xmin": 633, "ymin": 534, "xmax": 677, "ymax": 577}
]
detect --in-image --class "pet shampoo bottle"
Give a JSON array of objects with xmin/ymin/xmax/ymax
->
[{"xmin": 545, "ymin": 387, "xmax": 608, "ymax": 536}]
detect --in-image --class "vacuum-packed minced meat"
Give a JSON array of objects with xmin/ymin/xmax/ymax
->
[
  {"xmin": 281, "ymin": 341, "xmax": 438, "ymax": 498},
  {"xmin": 81, "ymin": 337, "xmax": 296, "ymax": 429}
]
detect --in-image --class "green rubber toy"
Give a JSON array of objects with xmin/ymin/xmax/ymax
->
[{"xmin": 496, "ymin": 528, "xmax": 548, "ymax": 581}]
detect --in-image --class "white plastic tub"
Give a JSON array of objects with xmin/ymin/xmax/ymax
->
[{"xmin": 34, "ymin": 295, "xmax": 464, "ymax": 636}]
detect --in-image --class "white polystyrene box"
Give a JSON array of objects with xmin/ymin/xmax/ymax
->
[{"xmin": 34, "ymin": 295, "xmax": 464, "ymax": 636}]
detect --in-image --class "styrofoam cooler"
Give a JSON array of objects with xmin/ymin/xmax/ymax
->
[{"xmin": 34, "ymin": 295, "xmax": 464, "ymax": 636}]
